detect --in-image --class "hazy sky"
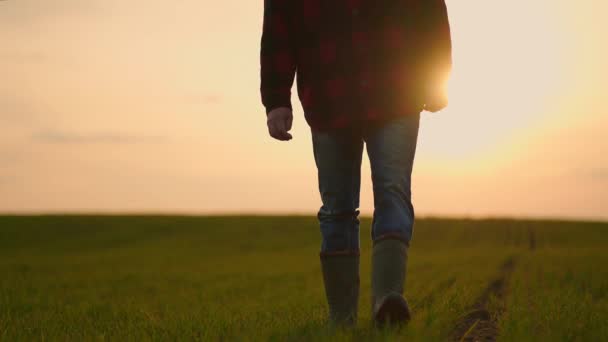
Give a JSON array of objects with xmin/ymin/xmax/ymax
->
[{"xmin": 1, "ymin": 0, "xmax": 607, "ymax": 220}]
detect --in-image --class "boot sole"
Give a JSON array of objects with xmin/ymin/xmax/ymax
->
[{"xmin": 373, "ymin": 293, "xmax": 411, "ymax": 327}]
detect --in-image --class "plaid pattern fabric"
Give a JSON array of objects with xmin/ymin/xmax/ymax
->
[{"xmin": 260, "ymin": 0, "xmax": 452, "ymax": 132}]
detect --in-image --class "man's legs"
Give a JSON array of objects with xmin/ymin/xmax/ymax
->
[
  {"xmin": 365, "ymin": 113, "xmax": 420, "ymax": 245},
  {"xmin": 364, "ymin": 112, "xmax": 421, "ymax": 325},
  {"xmin": 312, "ymin": 128, "xmax": 364, "ymax": 255},
  {"xmin": 311, "ymin": 127, "xmax": 364, "ymax": 326}
]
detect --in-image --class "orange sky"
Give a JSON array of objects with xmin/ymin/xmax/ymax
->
[{"xmin": 1, "ymin": 0, "xmax": 606, "ymax": 220}]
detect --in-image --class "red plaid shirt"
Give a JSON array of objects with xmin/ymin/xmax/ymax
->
[{"xmin": 260, "ymin": 0, "xmax": 452, "ymax": 132}]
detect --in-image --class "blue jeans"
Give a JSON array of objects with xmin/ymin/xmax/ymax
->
[{"xmin": 311, "ymin": 113, "xmax": 420, "ymax": 255}]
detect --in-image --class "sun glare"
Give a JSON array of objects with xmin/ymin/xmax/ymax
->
[{"xmin": 421, "ymin": 0, "xmax": 565, "ymax": 159}]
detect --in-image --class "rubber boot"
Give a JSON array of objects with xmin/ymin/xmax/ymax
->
[
  {"xmin": 371, "ymin": 239, "xmax": 411, "ymax": 327},
  {"xmin": 320, "ymin": 253, "xmax": 360, "ymax": 327}
]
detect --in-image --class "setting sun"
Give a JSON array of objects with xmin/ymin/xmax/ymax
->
[{"xmin": 424, "ymin": 0, "xmax": 566, "ymax": 158}]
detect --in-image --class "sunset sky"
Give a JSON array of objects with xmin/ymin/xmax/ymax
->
[{"xmin": 1, "ymin": 0, "xmax": 606, "ymax": 220}]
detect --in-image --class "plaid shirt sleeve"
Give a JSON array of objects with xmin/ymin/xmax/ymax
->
[
  {"xmin": 260, "ymin": 0, "xmax": 297, "ymax": 115},
  {"xmin": 422, "ymin": 0, "xmax": 453, "ymax": 97}
]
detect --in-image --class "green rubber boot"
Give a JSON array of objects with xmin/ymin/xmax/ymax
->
[
  {"xmin": 320, "ymin": 253, "xmax": 360, "ymax": 327},
  {"xmin": 371, "ymin": 239, "xmax": 411, "ymax": 327}
]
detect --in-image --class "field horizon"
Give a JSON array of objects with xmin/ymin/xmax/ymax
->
[
  {"xmin": 1, "ymin": 215, "xmax": 606, "ymax": 340},
  {"xmin": 1, "ymin": 212, "xmax": 606, "ymax": 224}
]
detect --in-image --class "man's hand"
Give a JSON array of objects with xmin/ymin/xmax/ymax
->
[
  {"xmin": 267, "ymin": 107, "xmax": 293, "ymax": 141},
  {"xmin": 424, "ymin": 91, "xmax": 448, "ymax": 113},
  {"xmin": 423, "ymin": 79, "xmax": 449, "ymax": 113}
]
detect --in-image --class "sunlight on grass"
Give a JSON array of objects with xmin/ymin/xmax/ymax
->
[{"xmin": 0, "ymin": 216, "xmax": 606, "ymax": 340}]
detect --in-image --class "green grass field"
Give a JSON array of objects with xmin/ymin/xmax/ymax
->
[{"xmin": 0, "ymin": 215, "xmax": 606, "ymax": 341}]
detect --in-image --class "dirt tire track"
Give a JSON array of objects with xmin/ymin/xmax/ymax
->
[{"xmin": 449, "ymin": 257, "xmax": 516, "ymax": 342}]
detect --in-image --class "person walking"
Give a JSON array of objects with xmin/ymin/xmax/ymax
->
[{"xmin": 260, "ymin": 0, "xmax": 452, "ymax": 327}]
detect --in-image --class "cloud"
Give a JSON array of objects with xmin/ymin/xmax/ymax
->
[
  {"xmin": 32, "ymin": 130, "xmax": 167, "ymax": 144},
  {"xmin": 571, "ymin": 167, "xmax": 608, "ymax": 182},
  {"xmin": 0, "ymin": 98, "xmax": 39, "ymax": 125},
  {"xmin": 0, "ymin": 51, "xmax": 49, "ymax": 64},
  {"xmin": 590, "ymin": 168, "xmax": 608, "ymax": 181},
  {"xmin": 0, "ymin": 0, "xmax": 107, "ymax": 25},
  {"xmin": 0, "ymin": 152, "xmax": 21, "ymax": 167}
]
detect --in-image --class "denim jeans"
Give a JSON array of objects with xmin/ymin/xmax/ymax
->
[{"xmin": 311, "ymin": 113, "xmax": 420, "ymax": 254}]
